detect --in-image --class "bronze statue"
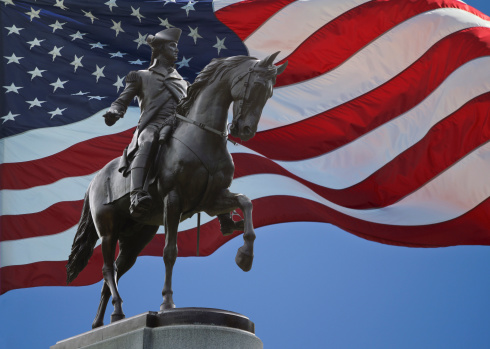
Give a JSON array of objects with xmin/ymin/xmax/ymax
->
[{"xmin": 66, "ymin": 28, "xmax": 288, "ymax": 327}]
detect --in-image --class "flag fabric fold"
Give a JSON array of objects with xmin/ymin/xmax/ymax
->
[{"xmin": 2, "ymin": 0, "xmax": 490, "ymax": 294}]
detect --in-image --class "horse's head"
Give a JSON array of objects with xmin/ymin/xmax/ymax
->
[{"xmin": 229, "ymin": 52, "xmax": 287, "ymax": 141}]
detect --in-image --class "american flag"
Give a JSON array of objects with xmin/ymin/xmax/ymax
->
[{"xmin": 2, "ymin": 0, "xmax": 490, "ymax": 294}]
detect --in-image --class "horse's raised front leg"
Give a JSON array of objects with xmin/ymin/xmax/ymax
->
[
  {"xmin": 211, "ymin": 189, "xmax": 255, "ymax": 272},
  {"xmin": 161, "ymin": 190, "xmax": 181, "ymax": 310}
]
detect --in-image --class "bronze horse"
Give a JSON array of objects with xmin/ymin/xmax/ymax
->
[{"xmin": 66, "ymin": 52, "xmax": 287, "ymax": 328}]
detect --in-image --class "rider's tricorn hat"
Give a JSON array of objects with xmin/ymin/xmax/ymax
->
[{"xmin": 147, "ymin": 28, "xmax": 182, "ymax": 48}]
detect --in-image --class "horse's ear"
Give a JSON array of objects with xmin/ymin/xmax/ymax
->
[
  {"xmin": 276, "ymin": 61, "xmax": 288, "ymax": 75},
  {"xmin": 259, "ymin": 51, "xmax": 281, "ymax": 67}
]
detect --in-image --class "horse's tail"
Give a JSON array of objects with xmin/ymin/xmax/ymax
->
[{"xmin": 66, "ymin": 188, "xmax": 99, "ymax": 284}]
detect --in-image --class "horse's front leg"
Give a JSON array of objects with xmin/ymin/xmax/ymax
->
[
  {"xmin": 212, "ymin": 190, "xmax": 255, "ymax": 272},
  {"xmin": 161, "ymin": 190, "xmax": 181, "ymax": 310}
]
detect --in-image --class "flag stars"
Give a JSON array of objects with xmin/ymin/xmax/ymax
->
[
  {"xmin": 1, "ymin": 0, "xmax": 15, "ymax": 6},
  {"xmin": 109, "ymin": 51, "xmax": 126, "ymax": 58},
  {"xmin": 134, "ymin": 32, "xmax": 148, "ymax": 49},
  {"xmin": 188, "ymin": 26, "xmax": 202, "ymax": 44},
  {"xmin": 26, "ymin": 7, "xmax": 41, "ymax": 21},
  {"xmin": 48, "ymin": 107, "xmax": 67, "ymax": 119},
  {"xmin": 1, "ymin": 111, "xmax": 19, "ymax": 124},
  {"xmin": 129, "ymin": 59, "xmax": 147, "ymax": 65},
  {"xmin": 3, "ymin": 83, "xmax": 23, "ymax": 94},
  {"xmin": 5, "ymin": 24, "xmax": 23, "ymax": 35},
  {"xmin": 90, "ymin": 42, "xmax": 108, "ymax": 50},
  {"xmin": 213, "ymin": 37, "xmax": 227, "ymax": 55},
  {"xmin": 88, "ymin": 96, "xmax": 106, "ymax": 101},
  {"xmin": 105, "ymin": 0, "xmax": 118, "ymax": 12},
  {"xmin": 26, "ymin": 98, "xmax": 46, "ymax": 109},
  {"xmin": 111, "ymin": 20, "xmax": 124, "ymax": 37},
  {"xmin": 26, "ymin": 37, "xmax": 44, "ymax": 49},
  {"xmin": 70, "ymin": 31, "xmax": 86, "ymax": 41},
  {"xmin": 130, "ymin": 7, "xmax": 145, "ymax": 22},
  {"xmin": 48, "ymin": 46, "xmax": 63, "ymax": 61},
  {"xmin": 92, "ymin": 65, "xmax": 106, "ymax": 82},
  {"xmin": 176, "ymin": 56, "xmax": 192, "ymax": 69},
  {"xmin": 27, "ymin": 67, "xmax": 46, "ymax": 80},
  {"xmin": 70, "ymin": 55, "xmax": 83, "ymax": 72},
  {"xmin": 158, "ymin": 17, "xmax": 174, "ymax": 28},
  {"xmin": 49, "ymin": 20, "xmax": 66, "ymax": 33},
  {"xmin": 4, "ymin": 53, "xmax": 23, "ymax": 64},
  {"xmin": 50, "ymin": 78, "xmax": 68, "ymax": 92},
  {"xmin": 82, "ymin": 10, "xmax": 98, "ymax": 24},
  {"xmin": 54, "ymin": 0, "xmax": 68, "ymax": 10},
  {"xmin": 113, "ymin": 75, "xmax": 125, "ymax": 92},
  {"xmin": 181, "ymin": 0, "xmax": 196, "ymax": 16}
]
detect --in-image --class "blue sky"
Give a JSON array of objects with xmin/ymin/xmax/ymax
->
[{"xmin": 2, "ymin": 0, "xmax": 490, "ymax": 348}]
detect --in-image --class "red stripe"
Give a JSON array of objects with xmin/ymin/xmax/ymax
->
[
  {"xmin": 275, "ymin": 0, "xmax": 489, "ymax": 87},
  {"xmin": 214, "ymin": 0, "xmax": 295, "ymax": 41},
  {"xmin": 0, "ymin": 128, "xmax": 134, "ymax": 190},
  {"xmin": 4, "ymin": 195, "xmax": 490, "ymax": 294},
  {"xmin": 246, "ymin": 27, "xmax": 490, "ymax": 160},
  {"xmin": 233, "ymin": 92, "xmax": 490, "ymax": 208}
]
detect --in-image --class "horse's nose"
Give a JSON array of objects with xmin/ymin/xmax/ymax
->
[{"xmin": 242, "ymin": 126, "xmax": 253, "ymax": 138}]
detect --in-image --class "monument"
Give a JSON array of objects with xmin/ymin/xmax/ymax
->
[{"xmin": 55, "ymin": 28, "xmax": 287, "ymax": 348}]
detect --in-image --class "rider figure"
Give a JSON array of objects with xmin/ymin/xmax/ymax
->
[{"xmin": 103, "ymin": 28, "xmax": 188, "ymax": 218}]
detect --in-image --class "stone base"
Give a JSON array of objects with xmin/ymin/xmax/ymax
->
[{"xmin": 51, "ymin": 308, "xmax": 263, "ymax": 349}]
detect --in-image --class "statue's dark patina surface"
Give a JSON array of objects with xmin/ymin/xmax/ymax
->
[{"xmin": 66, "ymin": 28, "xmax": 287, "ymax": 329}]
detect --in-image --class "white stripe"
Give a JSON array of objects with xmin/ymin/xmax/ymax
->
[
  {"xmin": 212, "ymin": 0, "xmax": 245, "ymax": 12},
  {"xmin": 244, "ymin": 0, "xmax": 371, "ymax": 60},
  {"xmin": 0, "ymin": 108, "xmax": 139, "ymax": 164},
  {"xmin": 257, "ymin": 8, "xmax": 490, "ymax": 131},
  {"xmin": 3, "ymin": 140, "xmax": 490, "ymax": 267}
]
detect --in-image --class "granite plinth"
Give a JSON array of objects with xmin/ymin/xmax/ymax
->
[{"xmin": 51, "ymin": 308, "xmax": 263, "ymax": 349}]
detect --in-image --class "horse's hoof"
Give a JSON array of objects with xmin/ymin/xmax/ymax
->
[
  {"xmin": 160, "ymin": 302, "xmax": 176, "ymax": 311},
  {"xmin": 92, "ymin": 320, "xmax": 104, "ymax": 329},
  {"xmin": 235, "ymin": 246, "xmax": 253, "ymax": 272},
  {"xmin": 110, "ymin": 313, "xmax": 125, "ymax": 323}
]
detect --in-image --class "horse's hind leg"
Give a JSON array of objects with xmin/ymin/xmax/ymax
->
[
  {"xmin": 161, "ymin": 190, "xmax": 182, "ymax": 310},
  {"xmin": 92, "ymin": 224, "xmax": 159, "ymax": 328}
]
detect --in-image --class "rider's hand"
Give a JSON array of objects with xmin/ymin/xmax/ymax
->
[{"xmin": 103, "ymin": 108, "xmax": 121, "ymax": 126}]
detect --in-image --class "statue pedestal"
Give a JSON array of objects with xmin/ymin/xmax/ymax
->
[{"xmin": 51, "ymin": 308, "xmax": 263, "ymax": 349}]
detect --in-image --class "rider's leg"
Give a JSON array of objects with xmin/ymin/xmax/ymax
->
[{"xmin": 159, "ymin": 125, "xmax": 172, "ymax": 144}]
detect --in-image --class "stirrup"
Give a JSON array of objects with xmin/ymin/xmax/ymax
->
[{"xmin": 129, "ymin": 190, "xmax": 152, "ymax": 218}]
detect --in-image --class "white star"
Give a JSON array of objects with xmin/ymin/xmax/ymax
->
[
  {"xmin": 70, "ymin": 31, "xmax": 86, "ymax": 41},
  {"xmin": 88, "ymin": 96, "xmax": 106, "ymax": 101},
  {"xmin": 70, "ymin": 55, "xmax": 83, "ymax": 72},
  {"xmin": 82, "ymin": 10, "xmax": 98, "ymax": 24},
  {"xmin": 27, "ymin": 67, "xmax": 46, "ymax": 80},
  {"xmin": 5, "ymin": 24, "xmax": 23, "ymax": 35},
  {"xmin": 1, "ymin": 111, "xmax": 19, "ymax": 124},
  {"xmin": 129, "ymin": 59, "xmax": 147, "ymax": 65},
  {"xmin": 26, "ymin": 7, "xmax": 41, "ymax": 22},
  {"xmin": 92, "ymin": 65, "xmax": 105, "ymax": 82},
  {"xmin": 71, "ymin": 91, "xmax": 89, "ymax": 96},
  {"xmin": 111, "ymin": 20, "xmax": 124, "ymax": 37},
  {"xmin": 181, "ymin": 0, "xmax": 196, "ymax": 16},
  {"xmin": 1, "ymin": 0, "xmax": 15, "ymax": 6},
  {"xmin": 26, "ymin": 37, "xmax": 44, "ymax": 49},
  {"xmin": 163, "ymin": 0, "xmax": 176, "ymax": 5},
  {"xmin": 109, "ymin": 51, "xmax": 126, "ymax": 58},
  {"xmin": 3, "ymin": 83, "xmax": 22, "ymax": 94},
  {"xmin": 113, "ymin": 75, "xmax": 125, "ymax": 92},
  {"xmin": 105, "ymin": 0, "xmax": 117, "ymax": 11},
  {"xmin": 158, "ymin": 17, "xmax": 174, "ymax": 28},
  {"xmin": 49, "ymin": 20, "xmax": 66, "ymax": 33},
  {"xmin": 50, "ymin": 78, "xmax": 68, "ymax": 92},
  {"xmin": 176, "ymin": 56, "xmax": 192, "ymax": 69},
  {"xmin": 130, "ymin": 6, "xmax": 145, "ymax": 22},
  {"xmin": 26, "ymin": 98, "xmax": 46, "ymax": 109},
  {"xmin": 133, "ymin": 32, "xmax": 148, "ymax": 49},
  {"xmin": 4, "ymin": 53, "xmax": 23, "ymax": 64},
  {"xmin": 213, "ymin": 37, "xmax": 227, "ymax": 55},
  {"xmin": 48, "ymin": 107, "xmax": 67, "ymax": 119},
  {"xmin": 188, "ymin": 26, "xmax": 202, "ymax": 44},
  {"xmin": 54, "ymin": 0, "xmax": 68, "ymax": 10},
  {"xmin": 48, "ymin": 46, "xmax": 63, "ymax": 61},
  {"xmin": 90, "ymin": 42, "xmax": 107, "ymax": 50}
]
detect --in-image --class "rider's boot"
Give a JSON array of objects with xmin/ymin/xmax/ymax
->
[{"xmin": 129, "ymin": 150, "xmax": 153, "ymax": 218}]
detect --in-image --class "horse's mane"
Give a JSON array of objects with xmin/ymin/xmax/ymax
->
[{"xmin": 177, "ymin": 55, "xmax": 256, "ymax": 116}]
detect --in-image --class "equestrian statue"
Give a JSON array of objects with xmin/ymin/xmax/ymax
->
[{"xmin": 66, "ymin": 28, "xmax": 287, "ymax": 329}]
